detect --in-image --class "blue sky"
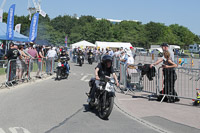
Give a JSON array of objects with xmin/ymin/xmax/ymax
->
[{"xmin": 2, "ymin": 0, "xmax": 200, "ymax": 35}]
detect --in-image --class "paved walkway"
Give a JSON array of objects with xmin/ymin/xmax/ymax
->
[{"xmin": 115, "ymin": 90, "xmax": 200, "ymax": 132}]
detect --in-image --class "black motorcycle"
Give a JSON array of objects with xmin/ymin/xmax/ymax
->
[
  {"xmin": 88, "ymin": 54, "xmax": 94, "ymax": 65},
  {"xmin": 77, "ymin": 55, "xmax": 84, "ymax": 66},
  {"xmin": 87, "ymin": 76, "xmax": 115, "ymax": 119},
  {"xmin": 56, "ymin": 58, "xmax": 69, "ymax": 80}
]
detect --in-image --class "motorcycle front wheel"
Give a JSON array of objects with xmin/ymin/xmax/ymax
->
[
  {"xmin": 79, "ymin": 60, "xmax": 82, "ymax": 66},
  {"xmin": 99, "ymin": 96, "xmax": 114, "ymax": 120}
]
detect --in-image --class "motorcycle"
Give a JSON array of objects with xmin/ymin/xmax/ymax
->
[
  {"xmin": 88, "ymin": 54, "xmax": 94, "ymax": 65},
  {"xmin": 56, "ymin": 58, "xmax": 69, "ymax": 80},
  {"xmin": 87, "ymin": 76, "xmax": 115, "ymax": 119},
  {"xmin": 77, "ymin": 55, "xmax": 83, "ymax": 66}
]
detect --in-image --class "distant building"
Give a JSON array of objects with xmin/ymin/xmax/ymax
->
[
  {"xmin": 96, "ymin": 18, "xmax": 139, "ymax": 24},
  {"xmin": 76, "ymin": 16, "xmax": 139, "ymax": 24}
]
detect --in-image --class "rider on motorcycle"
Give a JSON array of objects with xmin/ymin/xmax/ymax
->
[
  {"xmin": 88, "ymin": 55, "xmax": 119, "ymax": 102},
  {"xmin": 77, "ymin": 49, "xmax": 84, "ymax": 63},
  {"xmin": 87, "ymin": 49, "xmax": 93, "ymax": 56},
  {"xmin": 58, "ymin": 49, "xmax": 70, "ymax": 74},
  {"xmin": 87, "ymin": 49, "xmax": 94, "ymax": 63}
]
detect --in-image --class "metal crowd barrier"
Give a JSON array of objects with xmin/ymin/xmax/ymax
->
[
  {"xmin": 113, "ymin": 56, "xmax": 120, "ymax": 71},
  {"xmin": 119, "ymin": 62, "xmax": 127, "ymax": 89},
  {"xmin": 136, "ymin": 54, "xmax": 159, "ymax": 64},
  {"xmin": 29, "ymin": 58, "xmax": 52, "ymax": 79},
  {"xmin": 0, "ymin": 57, "xmax": 55, "ymax": 88},
  {"xmin": 5, "ymin": 59, "xmax": 31, "ymax": 86},
  {"xmin": 118, "ymin": 62, "xmax": 158, "ymax": 97},
  {"xmin": 158, "ymin": 67, "xmax": 200, "ymax": 102},
  {"xmin": 0, "ymin": 60, "xmax": 8, "ymax": 88}
]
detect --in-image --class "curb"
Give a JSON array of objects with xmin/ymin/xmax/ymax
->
[{"xmin": 114, "ymin": 92, "xmax": 171, "ymax": 133}]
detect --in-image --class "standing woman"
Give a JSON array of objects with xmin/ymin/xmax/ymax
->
[
  {"xmin": 162, "ymin": 50, "xmax": 179, "ymax": 102},
  {"xmin": 37, "ymin": 46, "xmax": 45, "ymax": 78},
  {"xmin": 17, "ymin": 45, "xmax": 30, "ymax": 80}
]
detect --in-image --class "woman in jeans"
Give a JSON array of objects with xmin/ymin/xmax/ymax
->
[{"xmin": 37, "ymin": 46, "xmax": 45, "ymax": 78}]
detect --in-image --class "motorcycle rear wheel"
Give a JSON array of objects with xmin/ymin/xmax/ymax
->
[{"xmin": 56, "ymin": 69, "xmax": 61, "ymax": 80}]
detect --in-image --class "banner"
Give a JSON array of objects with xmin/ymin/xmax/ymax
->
[
  {"xmin": 39, "ymin": 10, "xmax": 46, "ymax": 17},
  {"xmin": 15, "ymin": 24, "xmax": 21, "ymax": 33},
  {"xmin": 65, "ymin": 36, "xmax": 68, "ymax": 47},
  {"xmin": 6, "ymin": 4, "xmax": 15, "ymax": 40},
  {"xmin": 29, "ymin": 13, "xmax": 39, "ymax": 42},
  {"xmin": 0, "ymin": 9, "xmax": 3, "ymax": 23}
]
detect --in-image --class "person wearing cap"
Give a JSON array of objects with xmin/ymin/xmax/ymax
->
[
  {"xmin": 150, "ymin": 43, "xmax": 174, "ymax": 68},
  {"xmin": 151, "ymin": 43, "xmax": 179, "ymax": 102}
]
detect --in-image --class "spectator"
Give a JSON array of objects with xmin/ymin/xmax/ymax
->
[
  {"xmin": 28, "ymin": 43, "xmax": 38, "ymax": 59},
  {"xmin": 150, "ymin": 43, "xmax": 174, "ymax": 68},
  {"xmin": 4, "ymin": 42, "xmax": 22, "ymax": 83},
  {"xmin": 127, "ymin": 52, "xmax": 134, "ymax": 65},
  {"xmin": 108, "ymin": 49, "xmax": 114, "ymax": 57},
  {"xmin": 16, "ymin": 45, "xmax": 30, "ymax": 80},
  {"xmin": 160, "ymin": 50, "xmax": 179, "ymax": 102},
  {"xmin": 36, "ymin": 46, "xmax": 45, "ymax": 78},
  {"xmin": 46, "ymin": 46, "xmax": 57, "ymax": 75}
]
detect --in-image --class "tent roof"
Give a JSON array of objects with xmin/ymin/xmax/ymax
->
[
  {"xmin": 71, "ymin": 40, "xmax": 95, "ymax": 48},
  {"xmin": 0, "ymin": 22, "xmax": 29, "ymax": 42},
  {"xmin": 95, "ymin": 41, "xmax": 132, "ymax": 49}
]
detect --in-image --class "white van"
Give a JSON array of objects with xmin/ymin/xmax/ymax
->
[{"xmin": 189, "ymin": 44, "xmax": 199, "ymax": 53}]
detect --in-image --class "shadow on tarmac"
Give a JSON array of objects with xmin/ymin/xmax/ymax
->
[{"xmin": 83, "ymin": 104, "xmax": 109, "ymax": 121}]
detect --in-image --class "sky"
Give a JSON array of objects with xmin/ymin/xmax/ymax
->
[{"xmin": 1, "ymin": 0, "xmax": 200, "ymax": 35}]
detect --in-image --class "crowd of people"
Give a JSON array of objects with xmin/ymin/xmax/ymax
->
[
  {"xmin": 3, "ymin": 42, "xmax": 67, "ymax": 85},
  {"xmin": 70, "ymin": 46, "xmax": 136, "ymax": 64}
]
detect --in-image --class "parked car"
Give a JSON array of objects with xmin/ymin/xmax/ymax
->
[{"xmin": 135, "ymin": 48, "xmax": 147, "ymax": 55}]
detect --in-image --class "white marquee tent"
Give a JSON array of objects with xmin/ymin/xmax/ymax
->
[
  {"xmin": 95, "ymin": 41, "xmax": 132, "ymax": 50},
  {"xmin": 71, "ymin": 40, "xmax": 96, "ymax": 49}
]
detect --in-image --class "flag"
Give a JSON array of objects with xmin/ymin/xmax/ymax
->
[
  {"xmin": 15, "ymin": 24, "xmax": 21, "ymax": 33},
  {"xmin": 29, "ymin": 13, "xmax": 39, "ymax": 42},
  {"xmin": 0, "ymin": 9, "xmax": 3, "ymax": 23},
  {"xmin": 6, "ymin": 4, "xmax": 15, "ymax": 40},
  {"xmin": 65, "ymin": 36, "xmax": 68, "ymax": 47}
]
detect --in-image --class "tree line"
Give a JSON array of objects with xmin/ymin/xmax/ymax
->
[{"xmin": 2, "ymin": 13, "xmax": 200, "ymax": 48}]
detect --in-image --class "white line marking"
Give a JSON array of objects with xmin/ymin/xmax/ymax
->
[
  {"xmin": 81, "ymin": 75, "xmax": 88, "ymax": 81},
  {"xmin": 9, "ymin": 127, "xmax": 31, "ymax": 133}
]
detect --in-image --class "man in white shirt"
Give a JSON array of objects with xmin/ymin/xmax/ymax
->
[
  {"xmin": 127, "ymin": 52, "xmax": 134, "ymax": 65},
  {"xmin": 46, "ymin": 47, "xmax": 57, "ymax": 75}
]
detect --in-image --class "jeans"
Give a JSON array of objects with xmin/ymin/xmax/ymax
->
[
  {"xmin": 8, "ymin": 61, "xmax": 16, "ymax": 81},
  {"xmin": 64, "ymin": 62, "xmax": 70, "ymax": 74},
  {"xmin": 90, "ymin": 80, "xmax": 100, "ymax": 99},
  {"xmin": 46, "ymin": 58, "xmax": 54, "ymax": 74}
]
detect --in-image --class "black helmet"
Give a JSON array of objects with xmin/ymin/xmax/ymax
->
[
  {"xmin": 102, "ymin": 55, "xmax": 112, "ymax": 65},
  {"xmin": 61, "ymin": 49, "xmax": 66, "ymax": 54}
]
